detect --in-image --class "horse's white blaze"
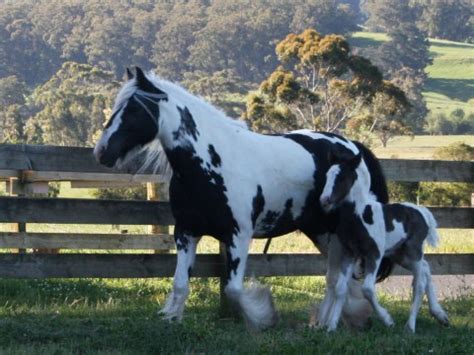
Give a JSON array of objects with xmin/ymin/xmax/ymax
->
[
  {"xmin": 93, "ymin": 108, "xmax": 123, "ymax": 159},
  {"xmin": 320, "ymin": 165, "xmax": 340, "ymax": 205}
]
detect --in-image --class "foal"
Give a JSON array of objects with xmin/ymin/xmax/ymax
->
[{"xmin": 319, "ymin": 154, "xmax": 449, "ymax": 332}]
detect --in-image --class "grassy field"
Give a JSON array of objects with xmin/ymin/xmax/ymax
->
[
  {"xmin": 372, "ymin": 134, "xmax": 474, "ymax": 159},
  {"xmin": 350, "ymin": 32, "xmax": 474, "ymax": 116},
  {"xmin": 0, "ymin": 276, "xmax": 472, "ymax": 354}
]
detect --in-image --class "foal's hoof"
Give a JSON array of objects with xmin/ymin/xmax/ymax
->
[
  {"xmin": 158, "ymin": 308, "xmax": 183, "ymax": 322},
  {"xmin": 432, "ymin": 310, "xmax": 450, "ymax": 326},
  {"xmin": 404, "ymin": 322, "xmax": 416, "ymax": 334}
]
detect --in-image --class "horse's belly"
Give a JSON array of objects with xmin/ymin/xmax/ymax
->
[{"xmin": 253, "ymin": 191, "xmax": 310, "ymax": 237}]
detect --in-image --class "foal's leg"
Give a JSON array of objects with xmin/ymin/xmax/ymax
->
[
  {"xmin": 361, "ymin": 262, "xmax": 394, "ymax": 327},
  {"xmin": 405, "ymin": 260, "xmax": 426, "ymax": 333},
  {"xmin": 224, "ymin": 230, "xmax": 278, "ymax": 330},
  {"xmin": 326, "ymin": 259, "xmax": 355, "ymax": 332},
  {"xmin": 422, "ymin": 259, "xmax": 449, "ymax": 326},
  {"xmin": 159, "ymin": 228, "xmax": 201, "ymax": 321},
  {"xmin": 314, "ymin": 235, "xmax": 372, "ymax": 329},
  {"xmin": 317, "ymin": 235, "xmax": 341, "ymax": 328}
]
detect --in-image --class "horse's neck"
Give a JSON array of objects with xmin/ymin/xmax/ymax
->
[{"xmin": 346, "ymin": 183, "xmax": 374, "ymax": 213}]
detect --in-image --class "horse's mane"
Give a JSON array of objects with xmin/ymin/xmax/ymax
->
[
  {"xmin": 113, "ymin": 71, "xmax": 248, "ymax": 179},
  {"xmin": 149, "ymin": 72, "xmax": 248, "ymax": 130},
  {"xmin": 113, "ymin": 72, "xmax": 248, "ymax": 130}
]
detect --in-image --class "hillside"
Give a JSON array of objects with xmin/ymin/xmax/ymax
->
[
  {"xmin": 350, "ymin": 32, "xmax": 474, "ymax": 116},
  {"xmin": 372, "ymin": 135, "xmax": 474, "ymax": 159}
]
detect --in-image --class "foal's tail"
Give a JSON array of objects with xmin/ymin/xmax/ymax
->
[
  {"xmin": 418, "ymin": 206, "xmax": 440, "ymax": 248},
  {"xmin": 404, "ymin": 203, "xmax": 439, "ymax": 248}
]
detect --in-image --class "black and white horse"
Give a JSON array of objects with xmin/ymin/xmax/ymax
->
[
  {"xmin": 94, "ymin": 67, "xmax": 391, "ymax": 329},
  {"xmin": 319, "ymin": 153, "xmax": 449, "ymax": 332}
]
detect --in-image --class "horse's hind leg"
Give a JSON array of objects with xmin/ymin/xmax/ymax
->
[
  {"xmin": 224, "ymin": 231, "xmax": 278, "ymax": 330},
  {"xmin": 159, "ymin": 228, "xmax": 200, "ymax": 321},
  {"xmin": 422, "ymin": 259, "xmax": 449, "ymax": 326},
  {"xmin": 405, "ymin": 260, "xmax": 426, "ymax": 333}
]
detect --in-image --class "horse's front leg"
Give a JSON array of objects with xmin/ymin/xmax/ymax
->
[
  {"xmin": 224, "ymin": 230, "xmax": 278, "ymax": 330},
  {"xmin": 159, "ymin": 227, "xmax": 201, "ymax": 321}
]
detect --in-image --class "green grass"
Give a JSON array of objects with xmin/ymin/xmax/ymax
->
[
  {"xmin": 372, "ymin": 134, "xmax": 474, "ymax": 159},
  {"xmin": 350, "ymin": 32, "xmax": 474, "ymax": 116},
  {"xmin": 0, "ymin": 276, "xmax": 471, "ymax": 354}
]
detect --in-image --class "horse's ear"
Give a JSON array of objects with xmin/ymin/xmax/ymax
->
[
  {"xmin": 135, "ymin": 66, "xmax": 156, "ymax": 92},
  {"xmin": 136, "ymin": 67, "xmax": 149, "ymax": 87},
  {"xmin": 126, "ymin": 67, "xmax": 134, "ymax": 80},
  {"xmin": 327, "ymin": 146, "xmax": 354, "ymax": 164}
]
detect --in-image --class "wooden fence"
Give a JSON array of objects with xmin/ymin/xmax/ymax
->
[{"xmin": 0, "ymin": 143, "xmax": 472, "ymax": 279}]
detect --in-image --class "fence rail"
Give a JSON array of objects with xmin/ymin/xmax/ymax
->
[
  {"xmin": 0, "ymin": 253, "xmax": 470, "ymax": 279},
  {"xmin": 0, "ymin": 143, "xmax": 472, "ymax": 279},
  {"xmin": 0, "ymin": 144, "xmax": 472, "ymax": 182},
  {"xmin": 0, "ymin": 197, "xmax": 471, "ymax": 228}
]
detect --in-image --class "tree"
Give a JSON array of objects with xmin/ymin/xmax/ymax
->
[
  {"xmin": 362, "ymin": 0, "xmax": 432, "ymax": 132},
  {"xmin": 0, "ymin": 75, "xmax": 28, "ymax": 106},
  {"xmin": 244, "ymin": 29, "xmax": 411, "ymax": 145},
  {"xmin": 417, "ymin": 0, "xmax": 473, "ymax": 42},
  {"xmin": 151, "ymin": 0, "xmax": 208, "ymax": 80},
  {"xmin": 28, "ymin": 62, "xmax": 119, "ymax": 146},
  {"xmin": 0, "ymin": 75, "xmax": 30, "ymax": 143},
  {"xmin": 290, "ymin": 0, "xmax": 358, "ymax": 35},
  {"xmin": 419, "ymin": 142, "xmax": 473, "ymax": 207},
  {"xmin": 182, "ymin": 69, "xmax": 252, "ymax": 118}
]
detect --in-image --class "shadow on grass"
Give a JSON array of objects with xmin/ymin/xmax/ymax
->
[
  {"xmin": 425, "ymin": 78, "xmax": 474, "ymax": 102},
  {"xmin": 349, "ymin": 36, "xmax": 384, "ymax": 49}
]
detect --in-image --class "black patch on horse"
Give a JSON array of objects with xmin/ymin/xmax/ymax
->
[
  {"xmin": 337, "ymin": 202, "xmax": 381, "ymax": 275},
  {"xmin": 208, "ymin": 144, "xmax": 222, "ymax": 167},
  {"xmin": 174, "ymin": 226, "xmax": 191, "ymax": 252},
  {"xmin": 173, "ymin": 106, "xmax": 199, "ymax": 142},
  {"xmin": 261, "ymin": 199, "xmax": 295, "ymax": 236},
  {"xmin": 383, "ymin": 204, "xmax": 428, "ymax": 262},
  {"xmin": 166, "ymin": 145, "xmax": 240, "ymax": 246},
  {"xmin": 226, "ymin": 250, "xmax": 240, "ymax": 280},
  {"xmin": 135, "ymin": 67, "xmax": 168, "ymax": 96},
  {"xmin": 318, "ymin": 131, "xmax": 350, "ymax": 143},
  {"xmin": 251, "ymin": 185, "xmax": 265, "ymax": 228},
  {"xmin": 363, "ymin": 205, "xmax": 374, "ymax": 225},
  {"xmin": 99, "ymin": 98, "xmax": 158, "ymax": 167}
]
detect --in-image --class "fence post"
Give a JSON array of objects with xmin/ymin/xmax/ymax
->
[
  {"xmin": 147, "ymin": 182, "xmax": 171, "ymax": 253},
  {"xmin": 7, "ymin": 177, "xmax": 26, "ymax": 254}
]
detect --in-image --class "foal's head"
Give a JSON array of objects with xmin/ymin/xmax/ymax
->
[
  {"xmin": 320, "ymin": 153, "xmax": 371, "ymax": 211},
  {"xmin": 94, "ymin": 67, "xmax": 168, "ymax": 168}
]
